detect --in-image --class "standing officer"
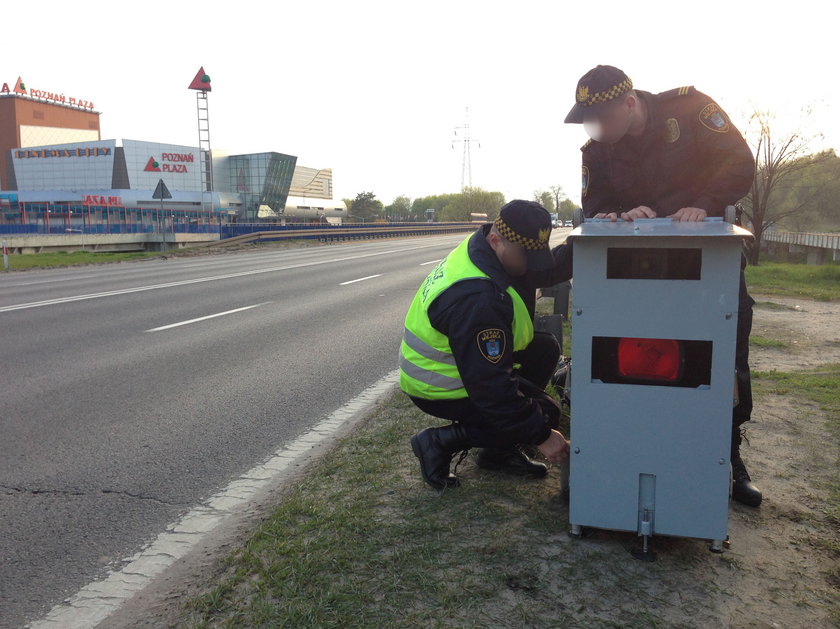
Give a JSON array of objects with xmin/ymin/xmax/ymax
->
[
  {"xmin": 400, "ymin": 200, "xmax": 572, "ymax": 490},
  {"xmin": 564, "ymin": 65, "xmax": 762, "ymax": 507}
]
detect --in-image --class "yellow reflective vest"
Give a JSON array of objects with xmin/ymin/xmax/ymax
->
[{"xmin": 399, "ymin": 235, "xmax": 534, "ymax": 399}]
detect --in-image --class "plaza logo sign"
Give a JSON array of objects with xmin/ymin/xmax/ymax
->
[
  {"xmin": 1, "ymin": 76, "xmax": 95, "ymax": 110},
  {"xmin": 144, "ymin": 153, "xmax": 194, "ymax": 173}
]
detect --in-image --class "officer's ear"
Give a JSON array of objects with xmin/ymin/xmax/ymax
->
[
  {"xmin": 487, "ymin": 227, "xmax": 502, "ymax": 251},
  {"xmin": 487, "ymin": 228, "xmax": 509, "ymax": 262}
]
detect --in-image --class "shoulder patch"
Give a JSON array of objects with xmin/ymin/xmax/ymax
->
[
  {"xmin": 699, "ymin": 102, "xmax": 731, "ymax": 133},
  {"xmin": 664, "ymin": 118, "xmax": 681, "ymax": 143},
  {"xmin": 657, "ymin": 86, "xmax": 695, "ymax": 100},
  {"xmin": 582, "ymin": 165, "xmax": 590, "ymax": 198},
  {"xmin": 477, "ymin": 328, "xmax": 506, "ymax": 364}
]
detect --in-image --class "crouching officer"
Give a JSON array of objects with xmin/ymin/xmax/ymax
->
[{"xmin": 399, "ymin": 200, "xmax": 572, "ymax": 490}]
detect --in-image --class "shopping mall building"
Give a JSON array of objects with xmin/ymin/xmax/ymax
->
[{"xmin": 1, "ymin": 78, "xmax": 345, "ymax": 224}]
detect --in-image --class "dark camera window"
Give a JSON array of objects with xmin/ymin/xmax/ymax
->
[{"xmin": 607, "ymin": 247, "xmax": 702, "ymax": 280}]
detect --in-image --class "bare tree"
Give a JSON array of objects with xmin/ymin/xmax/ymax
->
[
  {"xmin": 549, "ymin": 185, "xmax": 566, "ymax": 214},
  {"xmin": 741, "ymin": 109, "xmax": 830, "ymax": 264}
]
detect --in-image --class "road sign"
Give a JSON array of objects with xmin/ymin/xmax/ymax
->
[{"xmin": 152, "ymin": 179, "xmax": 172, "ymax": 200}]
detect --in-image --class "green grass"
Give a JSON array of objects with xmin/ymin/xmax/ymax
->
[
  {"xmin": 752, "ymin": 365, "xmax": 840, "ymax": 416},
  {"xmin": 4, "ymin": 250, "xmax": 164, "ymax": 270},
  {"xmin": 180, "ymin": 394, "xmax": 668, "ymax": 629},
  {"xmin": 2, "ymin": 239, "xmax": 320, "ymax": 271},
  {"xmin": 745, "ymin": 262, "xmax": 840, "ymax": 301},
  {"xmin": 750, "ymin": 336, "xmax": 788, "ymax": 348}
]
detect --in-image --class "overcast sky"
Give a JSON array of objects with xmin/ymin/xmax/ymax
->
[{"xmin": 6, "ymin": 0, "xmax": 836, "ymax": 208}]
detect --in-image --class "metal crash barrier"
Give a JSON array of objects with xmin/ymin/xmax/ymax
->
[
  {"xmin": 567, "ymin": 210, "xmax": 752, "ymax": 559},
  {"xmin": 207, "ymin": 223, "xmax": 478, "ymax": 248}
]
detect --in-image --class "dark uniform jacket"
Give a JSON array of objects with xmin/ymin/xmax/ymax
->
[
  {"xmin": 581, "ymin": 87, "xmax": 755, "ymax": 217},
  {"xmin": 425, "ymin": 225, "xmax": 573, "ymax": 445}
]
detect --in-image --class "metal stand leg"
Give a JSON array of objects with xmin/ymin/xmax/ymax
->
[
  {"xmin": 631, "ymin": 533, "xmax": 657, "ymax": 562},
  {"xmin": 569, "ymin": 524, "xmax": 583, "ymax": 539},
  {"xmin": 632, "ymin": 508, "xmax": 657, "ymax": 561},
  {"xmin": 710, "ymin": 535, "xmax": 730, "ymax": 553}
]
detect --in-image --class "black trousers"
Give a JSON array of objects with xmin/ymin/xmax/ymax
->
[
  {"xmin": 734, "ymin": 259, "xmax": 754, "ymax": 429},
  {"xmin": 409, "ymin": 331, "xmax": 561, "ymax": 448}
]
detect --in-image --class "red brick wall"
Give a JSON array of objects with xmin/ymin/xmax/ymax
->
[{"xmin": 0, "ymin": 96, "xmax": 101, "ymax": 189}]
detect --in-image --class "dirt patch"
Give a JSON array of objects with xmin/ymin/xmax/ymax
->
[{"xmin": 751, "ymin": 295, "xmax": 840, "ymax": 372}]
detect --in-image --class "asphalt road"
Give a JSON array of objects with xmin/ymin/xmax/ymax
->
[
  {"xmin": 0, "ymin": 229, "xmax": 571, "ymax": 628},
  {"xmin": 0, "ymin": 234, "xmax": 483, "ymax": 628}
]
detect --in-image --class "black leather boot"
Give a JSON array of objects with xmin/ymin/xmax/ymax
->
[
  {"xmin": 476, "ymin": 447, "xmax": 548, "ymax": 478},
  {"xmin": 731, "ymin": 428, "xmax": 762, "ymax": 507},
  {"xmin": 410, "ymin": 424, "xmax": 470, "ymax": 490}
]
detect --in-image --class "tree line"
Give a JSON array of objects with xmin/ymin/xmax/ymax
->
[{"xmin": 344, "ymin": 187, "xmax": 580, "ymax": 224}]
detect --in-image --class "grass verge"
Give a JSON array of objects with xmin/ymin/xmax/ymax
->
[
  {"xmin": 1, "ymin": 240, "xmax": 319, "ymax": 271},
  {"xmin": 745, "ymin": 262, "xmax": 840, "ymax": 301},
  {"xmin": 176, "ymin": 365, "xmax": 839, "ymax": 628},
  {"xmin": 5, "ymin": 250, "xmax": 163, "ymax": 270}
]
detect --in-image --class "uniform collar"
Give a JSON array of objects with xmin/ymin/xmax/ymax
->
[
  {"xmin": 636, "ymin": 90, "xmax": 665, "ymax": 137},
  {"xmin": 613, "ymin": 90, "xmax": 662, "ymax": 153},
  {"xmin": 467, "ymin": 224, "xmax": 512, "ymax": 291}
]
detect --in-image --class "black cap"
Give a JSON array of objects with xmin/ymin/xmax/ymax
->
[
  {"xmin": 564, "ymin": 65, "xmax": 633, "ymax": 124},
  {"xmin": 493, "ymin": 200, "xmax": 553, "ymax": 271}
]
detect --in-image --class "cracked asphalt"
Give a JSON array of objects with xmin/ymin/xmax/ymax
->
[{"xmin": 0, "ymin": 235, "xmax": 468, "ymax": 628}]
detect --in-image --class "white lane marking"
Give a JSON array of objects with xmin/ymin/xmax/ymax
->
[
  {"xmin": 146, "ymin": 302, "xmax": 271, "ymax": 332},
  {"xmin": 339, "ymin": 274, "xmax": 381, "ymax": 286},
  {"xmin": 28, "ymin": 370, "xmax": 401, "ymax": 629},
  {"xmin": 0, "ymin": 242, "xmax": 452, "ymax": 314},
  {"xmin": 0, "ymin": 274, "xmax": 101, "ymax": 287},
  {"xmin": 419, "ymin": 259, "xmax": 442, "ymax": 266}
]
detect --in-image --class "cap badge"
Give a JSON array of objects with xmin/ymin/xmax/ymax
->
[{"xmin": 576, "ymin": 85, "xmax": 590, "ymax": 104}]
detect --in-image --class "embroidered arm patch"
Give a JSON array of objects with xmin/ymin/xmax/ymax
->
[
  {"xmin": 699, "ymin": 103, "xmax": 730, "ymax": 133},
  {"xmin": 477, "ymin": 328, "xmax": 506, "ymax": 363}
]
